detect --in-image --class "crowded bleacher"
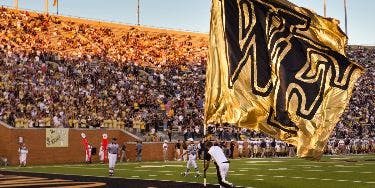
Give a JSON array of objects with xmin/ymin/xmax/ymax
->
[{"xmin": 0, "ymin": 8, "xmax": 374, "ymax": 154}]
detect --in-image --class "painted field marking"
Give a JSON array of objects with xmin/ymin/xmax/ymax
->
[
  {"xmin": 163, "ymin": 165, "xmax": 184, "ymax": 167},
  {"xmin": 306, "ymin": 178, "xmax": 317, "ymax": 180},
  {"xmin": 337, "ymin": 180, "xmax": 349, "ymax": 182},
  {"xmin": 291, "ymin": 177, "xmax": 302, "ymax": 179},
  {"xmin": 335, "ymin": 171, "xmax": 353, "ymax": 173},
  {"xmin": 148, "ymin": 175, "xmax": 157, "ymax": 177},
  {"xmin": 273, "ymin": 176, "xmax": 284, "ymax": 178},
  {"xmin": 321, "ymin": 179, "xmax": 332, "ymax": 181},
  {"xmin": 360, "ymin": 172, "xmax": 373, "ymax": 174},
  {"xmin": 268, "ymin": 168, "xmax": 289, "ymax": 171},
  {"xmin": 245, "ymin": 161, "xmax": 284, "ymax": 164},
  {"xmin": 165, "ymin": 174, "xmax": 173, "ymax": 176},
  {"xmin": 239, "ymin": 170, "xmax": 249, "ymax": 172},
  {"xmin": 232, "ymin": 174, "xmax": 245, "ymax": 176},
  {"xmin": 254, "ymin": 179, "xmax": 264, "ymax": 181},
  {"xmin": 254, "ymin": 175, "xmax": 265, "ymax": 177},
  {"xmin": 304, "ymin": 169, "xmax": 324, "ymax": 172},
  {"xmin": 240, "ymin": 167, "xmax": 259, "ymax": 169},
  {"xmin": 365, "ymin": 182, "xmax": 375, "ymax": 184},
  {"xmin": 133, "ymin": 170, "xmax": 150, "ymax": 172},
  {"xmin": 158, "ymin": 171, "xmax": 173, "ymax": 173},
  {"xmin": 131, "ymin": 176, "xmax": 140, "ymax": 178},
  {"xmin": 353, "ymin": 181, "xmax": 362, "ymax": 183},
  {"xmin": 138, "ymin": 165, "xmax": 164, "ymax": 168}
]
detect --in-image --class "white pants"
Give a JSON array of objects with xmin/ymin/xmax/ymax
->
[
  {"xmin": 186, "ymin": 154, "xmax": 197, "ymax": 169},
  {"xmin": 19, "ymin": 154, "xmax": 27, "ymax": 165},
  {"xmin": 163, "ymin": 149, "xmax": 168, "ymax": 161},
  {"xmin": 182, "ymin": 150, "xmax": 187, "ymax": 161},
  {"xmin": 85, "ymin": 150, "xmax": 91, "ymax": 162},
  {"xmin": 215, "ymin": 162, "xmax": 230, "ymax": 188},
  {"xmin": 176, "ymin": 149, "xmax": 181, "ymax": 160},
  {"xmin": 108, "ymin": 153, "xmax": 117, "ymax": 169},
  {"xmin": 99, "ymin": 151, "xmax": 104, "ymax": 161}
]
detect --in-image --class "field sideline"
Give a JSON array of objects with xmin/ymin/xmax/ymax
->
[{"xmin": 2, "ymin": 155, "xmax": 375, "ymax": 188}]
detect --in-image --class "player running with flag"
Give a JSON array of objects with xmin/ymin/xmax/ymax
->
[{"xmin": 204, "ymin": 141, "xmax": 234, "ymax": 188}]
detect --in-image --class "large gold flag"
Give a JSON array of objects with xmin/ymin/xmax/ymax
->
[
  {"xmin": 53, "ymin": 0, "xmax": 58, "ymax": 7},
  {"xmin": 204, "ymin": 0, "xmax": 363, "ymax": 160}
]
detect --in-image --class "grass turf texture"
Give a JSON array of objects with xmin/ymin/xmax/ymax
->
[{"xmin": 2, "ymin": 155, "xmax": 375, "ymax": 188}]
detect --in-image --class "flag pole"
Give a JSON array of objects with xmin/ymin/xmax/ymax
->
[
  {"xmin": 344, "ymin": 0, "xmax": 348, "ymax": 35},
  {"xmin": 57, "ymin": 0, "xmax": 59, "ymax": 15},
  {"xmin": 14, "ymin": 0, "xmax": 18, "ymax": 10},
  {"xmin": 44, "ymin": 0, "xmax": 48, "ymax": 14},
  {"xmin": 203, "ymin": 122, "xmax": 207, "ymax": 187},
  {"xmin": 137, "ymin": 0, "xmax": 140, "ymax": 26},
  {"xmin": 324, "ymin": 0, "xmax": 327, "ymax": 17}
]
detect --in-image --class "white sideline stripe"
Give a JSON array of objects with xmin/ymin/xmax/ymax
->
[
  {"xmin": 232, "ymin": 174, "xmax": 245, "ymax": 176},
  {"xmin": 365, "ymin": 182, "xmax": 375, "ymax": 184},
  {"xmin": 335, "ymin": 171, "xmax": 353, "ymax": 173},
  {"xmin": 268, "ymin": 168, "xmax": 289, "ymax": 171},
  {"xmin": 148, "ymin": 175, "xmax": 157, "ymax": 177},
  {"xmin": 321, "ymin": 179, "xmax": 332, "ymax": 181},
  {"xmin": 273, "ymin": 176, "xmax": 284, "ymax": 178},
  {"xmin": 255, "ymin": 179, "xmax": 264, "ymax": 181},
  {"xmin": 337, "ymin": 180, "xmax": 349, "ymax": 182},
  {"xmin": 158, "ymin": 171, "xmax": 173, "ymax": 173},
  {"xmin": 360, "ymin": 172, "xmax": 373, "ymax": 174},
  {"xmin": 304, "ymin": 170, "xmax": 324, "ymax": 172},
  {"xmin": 291, "ymin": 177, "xmax": 302, "ymax": 179},
  {"xmin": 239, "ymin": 170, "xmax": 249, "ymax": 172},
  {"xmin": 306, "ymin": 178, "xmax": 317, "ymax": 180},
  {"xmin": 131, "ymin": 176, "xmax": 140, "ymax": 178},
  {"xmin": 254, "ymin": 175, "xmax": 265, "ymax": 177},
  {"xmin": 245, "ymin": 161, "xmax": 284, "ymax": 163},
  {"xmin": 134, "ymin": 170, "xmax": 150, "ymax": 172},
  {"xmin": 165, "ymin": 174, "xmax": 173, "ymax": 176},
  {"xmin": 139, "ymin": 165, "xmax": 165, "ymax": 168},
  {"xmin": 353, "ymin": 181, "xmax": 362, "ymax": 183},
  {"xmin": 163, "ymin": 165, "xmax": 184, "ymax": 167}
]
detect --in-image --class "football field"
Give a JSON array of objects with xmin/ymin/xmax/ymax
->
[{"xmin": 2, "ymin": 155, "xmax": 375, "ymax": 188}]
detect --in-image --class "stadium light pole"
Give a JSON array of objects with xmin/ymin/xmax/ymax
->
[
  {"xmin": 137, "ymin": 0, "xmax": 140, "ymax": 26},
  {"xmin": 344, "ymin": 0, "xmax": 348, "ymax": 35},
  {"xmin": 44, "ymin": 0, "xmax": 48, "ymax": 14},
  {"xmin": 323, "ymin": 0, "xmax": 327, "ymax": 17},
  {"xmin": 14, "ymin": 0, "xmax": 18, "ymax": 10}
]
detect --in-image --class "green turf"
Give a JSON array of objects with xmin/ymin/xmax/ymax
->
[{"xmin": 3, "ymin": 155, "xmax": 375, "ymax": 188}]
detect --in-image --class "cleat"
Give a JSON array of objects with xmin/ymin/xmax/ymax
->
[
  {"xmin": 181, "ymin": 172, "xmax": 187, "ymax": 177},
  {"xmin": 195, "ymin": 173, "xmax": 201, "ymax": 178}
]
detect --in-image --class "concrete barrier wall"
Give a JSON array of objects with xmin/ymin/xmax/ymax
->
[
  {"xmin": 0, "ymin": 124, "xmax": 184, "ymax": 165},
  {"xmin": 0, "ymin": 124, "xmax": 245, "ymax": 165}
]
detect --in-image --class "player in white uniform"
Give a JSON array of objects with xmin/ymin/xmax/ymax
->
[
  {"xmin": 163, "ymin": 140, "xmax": 168, "ymax": 162},
  {"xmin": 181, "ymin": 138, "xmax": 201, "ymax": 177},
  {"xmin": 18, "ymin": 143, "xmax": 28, "ymax": 167},
  {"xmin": 99, "ymin": 144, "xmax": 104, "ymax": 163},
  {"xmin": 204, "ymin": 141, "xmax": 234, "ymax": 188},
  {"xmin": 237, "ymin": 140, "xmax": 244, "ymax": 158},
  {"xmin": 107, "ymin": 138, "xmax": 119, "ymax": 176}
]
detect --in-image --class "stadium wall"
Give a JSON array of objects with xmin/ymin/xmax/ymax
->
[{"xmin": 0, "ymin": 124, "xmax": 182, "ymax": 165}]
